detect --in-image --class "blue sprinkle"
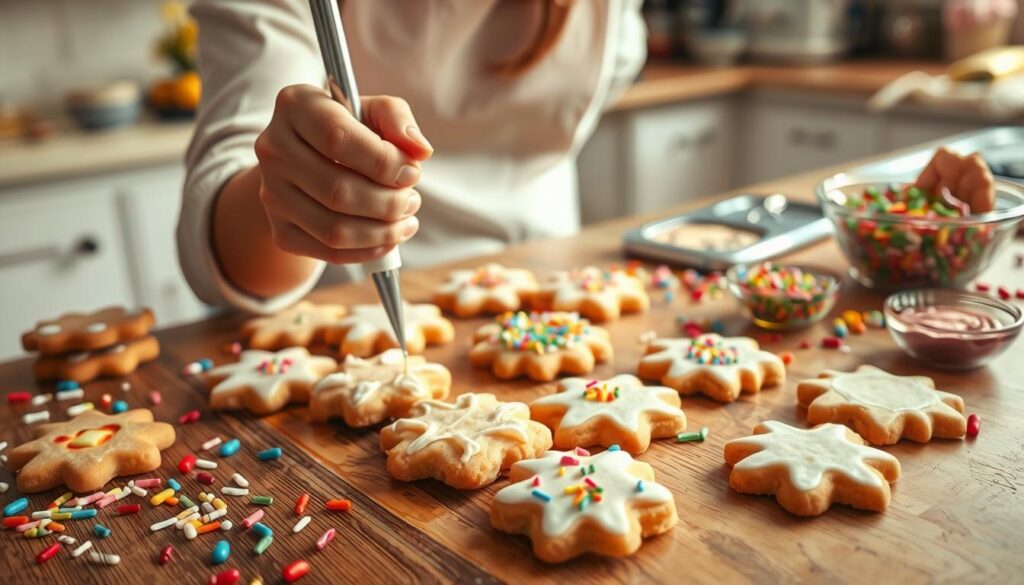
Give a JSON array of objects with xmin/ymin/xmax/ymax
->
[
  {"xmin": 257, "ymin": 447, "xmax": 282, "ymax": 461},
  {"xmin": 93, "ymin": 523, "xmax": 111, "ymax": 538},
  {"xmin": 251, "ymin": 522, "xmax": 273, "ymax": 538},
  {"xmin": 56, "ymin": 380, "xmax": 80, "ymax": 392},
  {"xmin": 531, "ymin": 489, "xmax": 552, "ymax": 502},
  {"xmin": 4, "ymin": 497, "xmax": 28, "ymax": 516},
  {"xmin": 70, "ymin": 509, "xmax": 98, "ymax": 520},
  {"xmin": 111, "ymin": 400, "xmax": 128, "ymax": 413},
  {"xmin": 607, "ymin": 444, "xmax": 621, "ymax": 452},
  {"xmin": 167, "ymin": 478, "xmax": 182, "ymax": 491},
  {"xmin": 199, "ymin": 358, "xmax": 214, "ymax": 371},
  {"xmin": 211, "ymin": 539, "xmax": 231, "ymax": 565},
  {"xmin": 219, "ymin": 438, "xmax": 241, "ymax": 457},
  {"xmin": 636, "ymin": 480, "xmax": 644, "ymax": 492}
]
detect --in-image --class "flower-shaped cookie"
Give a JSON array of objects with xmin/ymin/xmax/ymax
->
[
  {"xmin": 6, "ymin": 409, "xmax": 175, "ymax": 493},
  {"xmin": 241, "ymin": 300, "xmax": 347, "ymax": 350},
  {"xmin": 530, "ymin": 375, "xmax": 686, "ymax": 454},
  {"xmin": 724, "ymin": 420, "xmax": 901, "ymax": 516},
  {"xmin": 205, "ymin": 347, "xmax": 337, "ymax": 415},
  {"xmin": 532, "ymin": 266, "xmax": 649, "ymax": 323},
  {"xmin": 797, "ymin": 365, "xmax": 966, "ymax": 445},
  {"xmin": 325, "ymin": 303, "xmax": 454, "ymax": 357},
  {"xmin": 433, "ymin": 263, "xmax": 539, "ymax": 317},
  {"xmin": 638, "ymin": 334, "xmax": 785, "ymax": 402},
  {"xmin": 311, "ymin": 349, "xmax": 452, "ymax": 427},
  {"xmin": 491, "ymin": 447, "xmax": 678, "ymax": 563},
  {"xmin": 380, "ymin": 393, "xmax": 552, "ymax": 489},
  {"xmin": 470, "ymin": 311, "xmax": 613, "ymax": 382}
]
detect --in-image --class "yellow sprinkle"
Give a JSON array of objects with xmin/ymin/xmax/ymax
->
[
  {"xmin": 150, "ymin": 488, "xmax": 175, "ymax": 506},
  {"xmin": 212, "ymin": 498, "xmax": 227, "ymax": 510}
]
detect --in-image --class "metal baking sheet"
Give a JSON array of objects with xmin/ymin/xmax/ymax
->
[{"xmin": 623, "ymin": 194, "xmax": 833, "ymax": 270}]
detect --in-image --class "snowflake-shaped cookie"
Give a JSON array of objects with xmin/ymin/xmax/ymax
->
[
  {"xmin": 380, "ymin": 393, "xmax": 552, "ymax": 489},
  {"xmin": 310, "ymin": 349, "xmax": 451, "ymax": 427},
  {"xmin": 470, "ymin": 311, "xmax": 613, "ymax": 382},
  {"xmin": 205, "ymin": 347, "xmax": 337, "ymax": 415},
  {"xmin": 7, "ymin": 409, "xmax": 175, "ymax": 493},
  {"xmin": 325, "ymin": 303, "xmax": 454, "ymax": 358},
  {"xmin": 724, "ymin": 420, "xmax": 901, "ymax": 516},
  {"xmin": 638, "ymin": 334, "xmax": 785, "ymax": 402},
  {"xmin": 532, "ymin": 266, "xmax": 650, "ymax": 323},
  {"xmin": 241, "ymin": 300, "xmax": 347, "ymax": 350},
  {"xmin": 797, "ymin": 365, "xmax": 966, "ymax": 445},
  {"xmin": 433, "ymin": 263, "xmax": 538, "ymax": 317},
  {"xmin": 491, "ymin": 447, "xmax": 678, "ymax": 563},
  {"xmin": 530, "ymin": 375, "xmax": 686, "ymax": 454}
]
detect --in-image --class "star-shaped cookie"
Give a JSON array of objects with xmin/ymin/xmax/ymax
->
[
  {"xmin": 22, "ymin": 306, "xmax": 155, "ymax": 354},
  {"xmin": 325, "ymin": 303, "xmax": 454, "ymax": 357},
  {"xmin": 532, "ymin": 266, "xmax": 650, "ymax": 323},
  {"xmin": 724, "ymin": 420, "xmax": 901, "ymax": 516},
  {"xmin": 241, "ymin": 300, "xmax": 347, "ymax": 350},
  {"xmin": 6, "ymin": 409, "xmax": 175, "ymax": 493},
  {"xmin": 311, "ymin": 349, "xmax": 452, "ymax": 427},
  {"xmin": 380, "ymin": 393, "xmax": 552, "ymax": 489},
  {"xmin": 797, "ymin": 365, "xmax": 967, "ymax": 445},
  {"xmin": 433, "ymin": 263, "xmax": 538, "ymax": 317},
  {"xmin": 204, "ymin": 347, "xmax": 337, "ymax": 415},
  {"xmin": 638, "ymin": 334, "xmax": 785, "ymax": 402},
  {"xmin": 530, "ymin": 375, "xmax": 686, "ymax": 454},
  {"xmin": 470, "ymin": 311, "xmax": 613, "ymax": 382},
  {"xmin": 491, "ymin": 447, "xmax": 678, "ymax": 563}
]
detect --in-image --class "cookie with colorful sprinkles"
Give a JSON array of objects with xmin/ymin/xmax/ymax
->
[
  {"xmin": 490, "ymin": 446, "xmax": 677, "ymax": 563},
  {"xmin": 204, "ymin": 347, "xmax": 337, "ymax": 415},
  {"xmin": 325, "ymin": 303, "xmax": 454, "ymax": 357},
  {"xmin": 240, "ymin": 300, "xmax": 347, "ymax": 350},
  {"xmin": 532, "ymin": 266, "xmax": 649, "ymax": 323},
  {"xmin": 433, "ymin": 263, "xmax": 539, "ymax": 317},
  {"xmin": 638, "ymin": 334, "xmax": 785, "ymax": 402},
  {"xmin": 470, "ymin": 311, "xmax": 613, "ymax": 382},
  {"xmin": 380, "ymin": 393, "xmax": 552, "ymax": 489},
  {"xmin": 530, "ymin": 375, "xmax": 686, "ymax": 454},
  {"xmin": 724, "ymin": 420, "xmax": 901, "ymax": 516}
]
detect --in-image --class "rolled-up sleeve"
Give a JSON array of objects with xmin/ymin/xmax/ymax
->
[{"xmin": 177, "ymin": 0, "xmax": 326, "ymax": 314}]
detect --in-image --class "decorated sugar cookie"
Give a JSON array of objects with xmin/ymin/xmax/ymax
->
[
  {"xmin": 241, "ymin": 300, "xmax": 347, "ymax": 350},
  {"xmin": 33, "ymin": 335, "xmax": 161, "ymax": 383},
  {"xmin": 532, "ymin": 266, "xmax": 650, "ymax": 323},
  {"xmin": 491, "ymin": 446, "xmax": 678, "ymax": 563},
  {"xmin": 380, "ymin": 393, "xmax": 552, "ymax": 489},
  {"xmin": 325, "ymin": 303, "xmax": 454, "ymax": 357},
  {"xmin": 22, "ymin": 306, "xmax": 155, "ymax": 355},
  {"xmin": 311, "ymin": 349, "xmax": 452, "ymax": 427},
  {"xmin": 797, "ymin": 365, "xmax": 966, "ymax": 445},
  {"xmin": 638, "ymin": 334, "xmax": 785, "ymax": 402},
  {"xmin": 470, "ymin": 311, "xmax": 613, "ymax": 382},
  {"xmin": 433, "ymin": 263, "xmax": 538, "ymax": 317},
  {"xmin": 724, "ymin": 420, "xmax": 901, "ymax": 516},
  {"xmin": 530, "ymin": 375, "xmax": 686, "ymax": 454},
  {"xmin": 205, "ymin": 347, "xmax": 337, "ymax": 415},
  {"xmin": 6, "ymin": 409, "xmax": 175, "ymax": 493}
]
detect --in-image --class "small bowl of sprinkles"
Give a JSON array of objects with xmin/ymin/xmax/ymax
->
[{"xmin": 726, "ymin": 262, "xmax": 840, "ymax": 330}]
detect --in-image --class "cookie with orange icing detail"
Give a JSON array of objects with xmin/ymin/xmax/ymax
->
[
  {"xmin": 205, "ymin": 347, "xmax": 337, "ymax": 415},
  {"xmin": 22, "ymin": 306, "xmax": 155, "ymax": 355},
  {"xmin": 325, "ymin": 303, "xmax": 454, "ymax": 357},
  {"xmin": 638, "ymin": 334, "xmax": 785, "ymax": 402},
  {"xmin": 311, "ymin": 348, "xmax": 451, "ymax": 427},
  {"xmin": 532, "ymin": 266, "xmax": 649, "ymax": 323},
  {"xmin": 724, "ymin": 420, "xmax": 901, "ymax": 516},
  {"xmin": 33, "ymin": 335, "xmax": 161, "ymax": 383},
  {"xmin": 241, "ymin": 300, "xmax": 347, "ymax": 350},
  {"xmin": 380, "ymin": 393, "xmax": 552, "ymax": 489},
  {"xmin": 530, "ymin": 375, "xmax": 686, "ymax": 454},
  {"xmin": 797, "ymin": 364, "xmax": 966, "ymax": 445},
  {"xmin": 433, "ymin": 263, "xmax": 538, "ymax": 317},
  {"xmin": 6, "ymin": 409, "xmax": 175, "ymax": 493}
]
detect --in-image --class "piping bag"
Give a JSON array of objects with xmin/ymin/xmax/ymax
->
[{"xmin": 307, "ymin": 0, "xmax": 407, "ymax": 358}]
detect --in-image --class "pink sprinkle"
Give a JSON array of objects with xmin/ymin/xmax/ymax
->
[
  {"xmin": 228, "ymin": 342, "xmax": 242, "ymax": 355},
  {"xmin": 585, "ymin": 380, "xmax": 599, "ymax": 388},
  {"xmin": 583, "ymin": 477, "xmax": 597, "ymax": 488},
  {"xmin": 242, "ymin": 509, "xmax": 265, "ymax": 529},
  {"xmin": 16, "ymin": 520, "xmax": 42, "ymax": 532},
  {"xmin": 148, "ymin": 391, "xmax": 162, "ymax": 405},
  {"xmin": 75, "ymin": 492, "xmax": 105, "ymax": 506},
  {"xmin": 95, "ymin": 495, "xmax": 117, "ymax": 508},
  {"xmin": 316, "ymin": 528, "xmax": 336, "ymax": 551},
  {"xmin": 573, "ymin": 447, "xmax": 590, "ymax": 457},
  {"xmin": 134, "ymin": 478, "xmax": 162, "ymax": 489},
  {"xmin": 559, "ymin": 455, "xmax": 579, "ymax": 467},
  {"xmin": 530, "ymin": 476, "xmax": 541, "ymax": 487}
]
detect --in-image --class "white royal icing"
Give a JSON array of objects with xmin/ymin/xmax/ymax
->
[
  {"xmin": 544, "ymin": 267, "xmax": 645, "ymax": 314},
  {"xmin": 38, "ymin": 324, "xmax": 62, "ymax": 336},
  {"xmin": 313, "ymin": 349, "xmax": 444, "ymax": 408},
  {"xmin": 641, "ymin": 334, "xmax": 779, "ymax": 387},
  {"xmin": 208, "ymin": 347, "xmax": 335, "ymax": 403},
  {"xmin": 830, "ymin": 372, "xmax": 941, "ymax": 411},
  {"xmin": 533, "ymin": 375, "xmax": 683, "ymax": 432},
  {"xmin": 86, "ymin": 322, "xmax": 108, "ymax": 333},
  {"xmin": 494, "ymin": 449, "xmax": 673, "ymax": 536},
  {"xmin": 438, "ymin": 263, "xmax": 536, "ymax": 310},
  {"xmin": 337, "ymin": 303, "xmax": 446, "ymax": 344}
]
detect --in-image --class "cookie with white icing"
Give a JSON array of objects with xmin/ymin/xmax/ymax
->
[
  {"xmin": 724, "ymin": 420, "xmax": 901, "ymax": 516},
  {"xmin": 311, "ymin": 349, "xmax": 451, "ymax": 427},
  {"xmin": 470, "ymin": 312, "xmax": 613, "ymax": 382},
  {"xmin": 797, "ymin": 365, "xmax": 966, "ymax": 445},
  {"xmin": 491, "ymin": 446, "xmax": 677, "ymax": 563},
  {"xmin": 530, "ymin": 375, "xmax": 686, "ymax": 454},
  {"xmin": 638, "ymin": 334, "xmax": 785, "ymax": 403},
  {"xmin": 32, "ymin": 335, "xmax": 161, "ymax": 383},
  {"xmin": 532, "ymin": 266, "xmax": 650, "ymax": 323},
  {"xmin": 380, "ymin": 393, "xmax": 552, "ymax": 489},
  {"xmin": 433, "ymin": 263, "xmax": 538, "ymax": 317},
  {"xmin": 325, "ymin": 303, "xmax": 454, "ymax": 357},
  {"xmin": 22, "ymin": 306, "xmax": 155, "ymax": 355},
  {"xmin": 241, "ymin": 300, "xmax": 347, "ymax": 350},
  {"xmin": 205, "ymin": 347, "xmax": 337, "ymax": 415}
]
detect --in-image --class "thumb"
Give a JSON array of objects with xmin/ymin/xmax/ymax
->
[{"xmin": 362, "ymin": 95, "xmax": 434, "ymax": 162}]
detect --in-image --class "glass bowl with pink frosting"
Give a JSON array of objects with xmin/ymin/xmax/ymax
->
[{"xmin": 884, "ymin": 288, "xmax": 1023, "ymax": 369}]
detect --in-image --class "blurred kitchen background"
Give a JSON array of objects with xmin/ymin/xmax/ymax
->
[{"xmin": 1, "ymin": 0, "xmax": 1024, "ymax": 359}]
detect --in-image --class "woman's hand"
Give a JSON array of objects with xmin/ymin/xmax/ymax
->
[{"xmin": 254, "ymin": 84, "xmax": 433, "ymax": 264}]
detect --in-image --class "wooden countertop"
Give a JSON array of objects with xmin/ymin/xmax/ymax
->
[{"xmin": 2, "ymin": 159, "xmax": 1022, "ymax": 583}]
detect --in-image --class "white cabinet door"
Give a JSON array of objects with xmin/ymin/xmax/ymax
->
[{"xmin": 577, "ymin": 114, "xmax": 627, "ymax": 224}]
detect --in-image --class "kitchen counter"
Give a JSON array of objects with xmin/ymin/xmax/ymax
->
[{"xmin": 1, "ymin": 156, "xmax": 1021, "ymax": 583}]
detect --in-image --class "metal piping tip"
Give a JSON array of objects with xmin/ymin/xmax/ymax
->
[{"xmin": 370, "ymin": 269, "xmax": 407, "ymax": 355}]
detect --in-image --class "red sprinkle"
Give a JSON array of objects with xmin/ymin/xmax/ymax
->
[
  {"xmin": 36, "ymin": 542, "xmax": 61, "ymax": 564},
  {"xmin": 1017, "ymin": 289, "xmax": 1024, "ymax": 300},
  {"xmin": 325, "ymin": 499, "xmax": 351, "ymax": 512},
  {"xmin": 283, "ymin": 560, "xmax": 311, "ymax": 583},
  {"xmin": 178, "ymin": 410, "xmax": 201, "ymax": 425},
  {"xmin": 178, "ymin": 454, "xmax": 197, "ymax": 474},
  {"xmin": 821, "ymin": 337, "xmax": 842, "ymax": 349},
  {"xmin": 6, "ymin": 392, "xmax": 31, "ymax": 404},
  {"xmin": 99, "ymin": 393, "xmax": 113, "ymax": 409},
  {"xmin": 295, "ymin": 493, "xmax": 310, "ymax": 516},
  {"xmin": 3, "ymin": 516, "xmax": 29, "ymax": 528},
  {"xmin": 209, "ymin": 568, "xmax": 240, "ymax": 585},
  {"xmin": 967, "ymin": 414, "xmax": 981, "ymax": 437},
  {"xmin": 117, "ymin": 504, "xmax": 141, "ymax": 515},
  {"xmin": 778, "ymin": 351, "xmax": 794, "ymax": 366},
  {"xmin": 975, "ymin": 282, "xmax": 990, "ymax": 292},
  {"xmin": 159, "ymin": 544, "xmax": 174, "ymax": 565},
  {"xmin": 997, "ymin": 286, "xmax": 1011, "ymax": 300},
  {"xmin": 798, "ymin": 340, "xmax": 811, "ymax": 349},
  {"xmin": 197, "ymin": 472, "xmax": 216, "ymax": 485}
]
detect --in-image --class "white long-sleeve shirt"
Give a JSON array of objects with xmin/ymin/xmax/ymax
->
[{"xmin": 178, "ymin": 0, "xmax": 646, "ymax": 313}]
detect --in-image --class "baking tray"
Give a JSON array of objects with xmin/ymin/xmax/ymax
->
[{"xmin": 623, "ymin": 194, "xmax": 833, "ymax": 270}]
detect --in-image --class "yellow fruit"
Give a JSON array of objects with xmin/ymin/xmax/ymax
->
[
  {"xmin": 150, "ymin": 79, "xmax": 176, "ymax": 109},
  {"xmin": 171, "ymin": 71, "xmax": 201, "ymax": 110}
]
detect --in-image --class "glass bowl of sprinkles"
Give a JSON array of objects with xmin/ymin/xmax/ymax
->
[
  {"xmin": 726, "ymin": 262, "xmax": 840, "ymax": 330},
  {"xmin": 816, "ymin": 173, "xmax": 1024, "ymax": 290}
]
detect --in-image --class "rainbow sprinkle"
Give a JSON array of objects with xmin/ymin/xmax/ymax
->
[
  {"xmin": 468, "ymin": 265, "xmax": 506, "ymax": 288},
  {"xmin": 582, "ymin": 381, "xmax": 619, "ymax": 402},
  {"xmin": 531, "ymin": 489, "xmax": 552, "ymax": 502},
  {"xmin": 257, "ymin": 357, "xmax": 293, "ymax": 375},
  {"xmin": 686, "ymin": 336, "xmax": 739, "ymax": 365},
  {"xmin": 492, "ymin": 311, "xmax": 591, "ymax": 354}
]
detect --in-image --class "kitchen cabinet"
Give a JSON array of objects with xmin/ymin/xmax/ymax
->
[{"xmin": 882, "ymin": 114, "xmax": 985, "ymax": 151}]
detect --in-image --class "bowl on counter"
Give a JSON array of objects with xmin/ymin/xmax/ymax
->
[
  {"xmin": 66, "ymin": 81, "xmax": 141, "ymax": 131},
  {"xmin": 816, "ymin": 173, "xmax": 1024, "ymax": 290},
  {"xmin": 725, "ymin": 262, "xmax": 840, "ymax": 330},
  {"xmin": 884, "ymin": 288, "xmax": 1023, "ymax": 369}
]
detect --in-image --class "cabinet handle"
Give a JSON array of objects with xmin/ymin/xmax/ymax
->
[
  {"xmin": 0, "ymin": 236, "xmax": 100, "ymax": 268},
  {"xmin": 75, "ymin": 236, "xmax": 100, "ymax": 256}
]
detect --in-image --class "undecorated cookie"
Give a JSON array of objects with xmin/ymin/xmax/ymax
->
[
  {"xmin": 433, "ymin": 263, "xmax": 538, "ymax": 317},
  {"xmin": 22, "ymin": 306, "xmax": 155, "ymax": 355},
  {"xmin": 241, "ymin": 300, "xmax": 347, "ymax": 350},
  {"xmin": 33, "ymin": 335, "xmax": 161, "ymax": 383},
  {"xmin": 532, "ymin": 266, "xmax": 649, "ymax": 323},
  {"xmin": 325, "ymin": 303, "xmax": 454, "ymax": 357},
  {"xmin": 205, "ymin": 347, "xmax": 337, "ymax": 415}
]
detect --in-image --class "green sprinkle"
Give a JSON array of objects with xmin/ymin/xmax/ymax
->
[
  {"xmin": 676, "ymin": 426, "xmax": 709, "ymax": 443},
  {"xmin": 251, "ymin": 495, "xmax": 274, "ymax": 506},
  {"xmin": 254, "ymin": 534, "xmax": 273, "ymax": 555},
  {"xmin": 178, "ymin": 495, "xmax": 196, "ymax": 510}
]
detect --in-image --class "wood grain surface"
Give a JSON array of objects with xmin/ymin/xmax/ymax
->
[{"xmin": 1, "ymin": 165, "xmax": 1023, "ymax": 584}]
